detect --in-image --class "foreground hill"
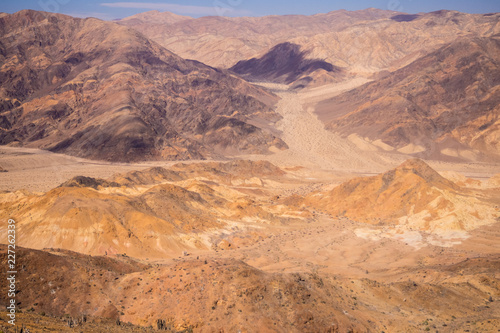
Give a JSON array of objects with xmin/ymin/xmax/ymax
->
[
  {"xmin": 0, "ymin": 247, "xmax": 355, "ymax": 331},
  {"xmin": 2, "ymin": 158, "xmax": 498, "ymax": 258},
  {"xmin": 304, "ymin": 159, "xmax": 500, "ymax": 230},
  {"xmin": 317, "ymin": 37, "xmax": 500, "ymax": 161},
  {"xmin": 0, "ymin": 10, "xmax": 286, "ymax": 162},
  {"xmin": 1, "ymin": 158, "xmax": 500, "ymax": 331},
  {"xmin": 0, "ymin": 161, "xmax": 305, "ymax": 258},
  {"xmin": 1, "ymin": 245, "xmax": 499, "ymax": 332}
]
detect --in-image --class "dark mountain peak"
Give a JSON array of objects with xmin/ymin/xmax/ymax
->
[
  {"xmin": 230, "ymin": 42, "xmax": 341, "ymax": 85},
  {"xmin": 269, "ymin": 42, "xmax": 302, "ymax": 53},
  {"xmin": 391, "ymin": 13, "xmax": 421, "ymax": 22},
  {"xmin": 255, "ymin": 42, "xmax": 307, "ymax": 71}
]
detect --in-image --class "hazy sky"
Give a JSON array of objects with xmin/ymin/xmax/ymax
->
[{"xmin": 1, "ymin": 0, "xmax": 499, "ymax": 20}]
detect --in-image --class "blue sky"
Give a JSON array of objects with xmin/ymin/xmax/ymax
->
[{"xmin": 1, "ymin": 0, "xmax": 499, "ymax": 20}]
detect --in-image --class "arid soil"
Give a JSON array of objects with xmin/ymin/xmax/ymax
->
[
  {"xmin": 117, "ymin": 8, "xmax": 500, "ymax": 165},
  {"xmin": 238, "ymin": 82, "xmax": 402, "ymax": 173},
  {"xmin": 1, "ymin": 208, "xmax": 499, "ymax": 332}
]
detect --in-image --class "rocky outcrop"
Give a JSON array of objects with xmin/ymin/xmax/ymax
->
[{"xmin": 0, "ymin": 160, "xmax": 293, "ymax": 258}]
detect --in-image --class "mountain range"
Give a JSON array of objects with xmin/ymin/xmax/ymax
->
[
  {"xmin": 118, "ymin": 9, "xmax": 500, "ymax": 74},
  {"xmin": 117, "ymin": 8, "xmax": 399, "ymax": 70},
  {"xmin": 1, "ymin": 158, "xmax": 499, "ymax": 330},
  {"xmin": 0, "ymin": 9, "xmax": 498, "ymax": 162}
]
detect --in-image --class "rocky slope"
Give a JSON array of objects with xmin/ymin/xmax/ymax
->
[
  {"xmin": 0, "ymin": 10, "xmax": 286, "ymax": 162},
  {"xmin": 1, "ymin": 245, "xmax": 499, "ymax": 332},
  {"xmin": 230, "ymin": 42, "xmax": 344, "ymax": 88},
  {"xmin": 1, "ymin": 157, "xmax": 499, "ymax": 331},
  {"xmin": 317, "ymin": 37, "xmax": 500, "ymax": 161},
  {"xmin": 2, "ymin": 158, "xmax": 497, "ymax": 258},
  {"xmin": 304, "ymin": 159, "xmax": 500, "ymax": 231}
]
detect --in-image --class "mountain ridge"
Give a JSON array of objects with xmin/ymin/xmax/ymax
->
[
  {"xmin": 117, "ymin": 8, "xmax": 402, "ymax": 69},
  {"xmin": 0, "ymin": 10, "xmax": 286, "ymax": 162}
]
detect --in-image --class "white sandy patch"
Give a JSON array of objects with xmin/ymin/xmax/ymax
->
[
  {"xmin": 347, "ymin": 134, "xmax": 380, "ymax": 152},
  {"xmin": 355, "ymin": 226, "xmax": 426, "ymax": 249},
  {"xmin": 398, "ymin": 143, "xmax": 426, "ymax": 154},
  {"xmin": 427, "ymin": 230, "xmax": 470, "ymax": 247},
  {"xmin": 355, "ymin": 225, "xmax": 473, "ymax": 249}
]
